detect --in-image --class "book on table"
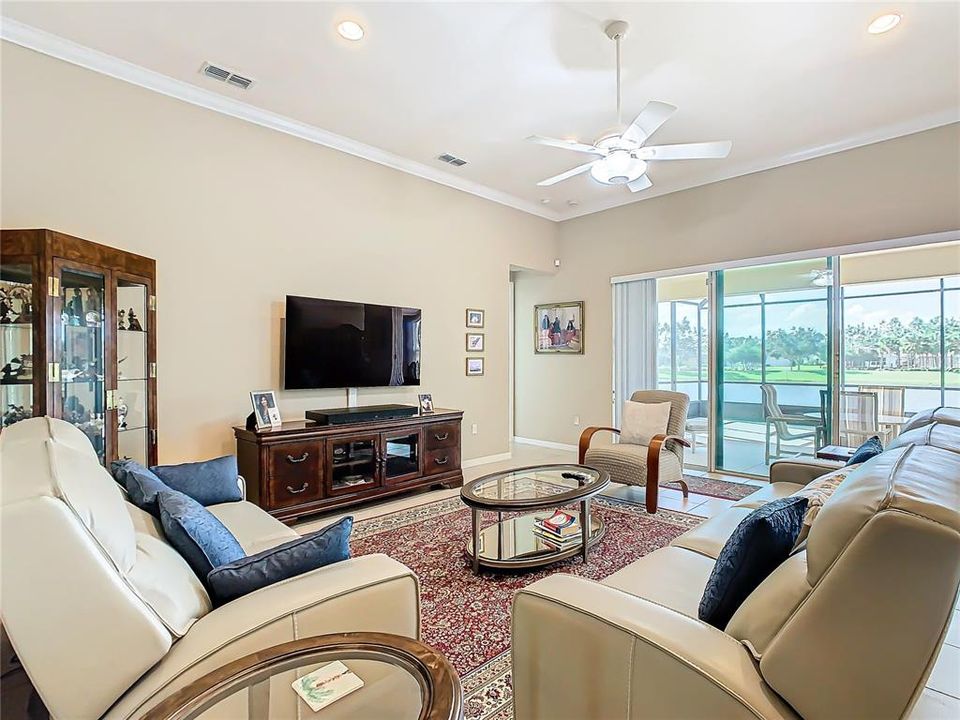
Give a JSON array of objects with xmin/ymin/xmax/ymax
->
[
  {"xmin": 535, "ymin": 510, "xmax": 581, "ymax": 538},
  {"xmin": 533, "ymin": 528, "xmax": 582, "ymax": 550}
]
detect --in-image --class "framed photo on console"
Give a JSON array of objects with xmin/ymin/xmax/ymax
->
[
  {"xmin": 418, "ymin": 393, "xmax": 434, "ymax": 414},
  {"xmin": 250, "ymin": 390, "xmax": 282, "ymax": 429}
]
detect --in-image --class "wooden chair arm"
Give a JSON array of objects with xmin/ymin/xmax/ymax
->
[
  {"xmin": 645, "ymin": 434, "xmax": 692, "ymax": 514},
  {"xmin": 578, "ymin": 426, "xmax": 621, "ymax": 464}
]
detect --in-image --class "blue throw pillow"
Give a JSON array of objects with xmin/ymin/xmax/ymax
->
[
  {"xmin": 111, "ymin": 459, "xmax": 168, "ymax": 518},
  {"xmin": 846, "ymin": 436, "xmax": 883, "ymax": 466},
  {"xmin": 699, "ymin": 496, "xmax": 809, "ymax": 630},
  {"xmin": 152, "ymin": 455, "xmax": 242, "ymax": 506},
  {"xmin": 207, "ymin": 517, "xmax": 353, "ymax": 605},
  {"xmin": 157, "ymin": 489, "xmax": 245, "ymax": 581}
]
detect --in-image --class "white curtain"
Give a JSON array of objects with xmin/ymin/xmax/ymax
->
[{"xmin": 613, "ymin": 279, "xmax": 658, "ymax": 427}]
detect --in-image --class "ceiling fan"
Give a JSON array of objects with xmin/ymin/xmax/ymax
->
[{"xmin": 528, "ymin": 20, "xmax": 732, "ymax": 193}]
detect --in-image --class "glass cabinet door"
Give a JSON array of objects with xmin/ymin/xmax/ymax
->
[
  {"xmin": 382, "ymin": 430, "xmax": 421, "ymax": 484},
  {"xmin": 326, "ymin": 435, "xmax": 380, "ymax": 495},
  {"xmin": 116, "ymin": 277, "xmax": 152, "ymax": 464},
  {"xmin": 56, "ymin": 262, "xmax": 108, "ymax": 463},
  {"xmin": 0, "ymin": 259, "xmax": 37, "ymax": 428}
]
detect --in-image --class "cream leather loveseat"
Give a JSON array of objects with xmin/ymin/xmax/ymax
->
[
  {"xmin": 0, "ymin": 417, "xmax": 420, "ymax": 719},
  {"xmin": 513, "ymin": 407, "xmax": 960, "ymax": 720}
]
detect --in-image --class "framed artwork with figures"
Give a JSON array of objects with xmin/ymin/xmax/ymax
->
[
  {"xmin": 535, "ymin": 301, "xmax": 584, "ymax": 354},
  {"xmin": 465, "ymin": 309, "xmax": 484, "ymax": 328}
]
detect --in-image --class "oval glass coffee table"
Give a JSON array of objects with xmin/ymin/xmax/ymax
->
[
  {"xmin": 460, "ymin": 464, "xmax": 610, "ymax": 573},
  {"xmin": 142, "ymin": 632, "xmax": 462, "ymax": 720}
]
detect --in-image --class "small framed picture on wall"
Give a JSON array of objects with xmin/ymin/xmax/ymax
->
[
  {"xmin": 466, "ymin": 308, "xmax": 485, "ymax": 328},
  {"xmin": 466, "ymin": 357, "xmax": 485, "ymax": 376},
  {"xmin": 465, "ymin": 332, "xmax": 484, "ymax": 352},
  {"xmin": 250, "ymin": 390, "xmax": 282, "ymax": 429}
]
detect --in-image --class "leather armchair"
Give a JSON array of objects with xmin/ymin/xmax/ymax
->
[
  {"xmin": 578, "ymin": 390, "xmax": 691, "ymax": 512},
  {"xmin": 0, "ymin": 418, "xmax": 420, "ymax": 719}
]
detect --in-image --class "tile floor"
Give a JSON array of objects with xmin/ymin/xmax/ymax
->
[{"xmin": 298, "ymin": 441, "xmax": 960, "ymax": 719}]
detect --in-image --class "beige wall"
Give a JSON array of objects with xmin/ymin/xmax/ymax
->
[
  {"xmin": 0, "ymin": 43, "xmax": 558, "ymax": 463},
  {"xmin": 516, "ymin": 123, "xmax": 960, "ymax": 445}
]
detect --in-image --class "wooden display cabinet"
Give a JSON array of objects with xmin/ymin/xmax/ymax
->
[{"xmin": 0, "ymin": 229, "xmax": 158, "ymax": 466}]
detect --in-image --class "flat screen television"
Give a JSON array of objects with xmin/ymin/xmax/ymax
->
[{"xmin": 283, "ymin": 296, "xmax": 421, "ymax": 389}]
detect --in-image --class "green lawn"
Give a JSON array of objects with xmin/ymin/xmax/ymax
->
[{"xmin": 660, "ymin": 366, "xmax": 956, "ymax": 387}]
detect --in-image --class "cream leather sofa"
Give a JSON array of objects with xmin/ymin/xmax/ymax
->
[
  {"xmin": 513, "ymin": 407, "xmax": 960, "ymax": 720},
  {"xmin": 0, "ymin": 417, "xmax": 420, "ymax": 719}
]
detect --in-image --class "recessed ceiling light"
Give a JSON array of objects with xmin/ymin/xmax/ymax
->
[
  {"xmin": 567, "ymin": 200, "xmax": 580, "ymax": 207},
  {"xmin": 540, "ymin": 198, "xmax": 551, "ymax": 204},
  {"xmin": 337, "ymin": 20, "xmax": 364, "ymax": 41},
  {"xmin": 867, "ymin": 13, "xmax": 901, "ymax": 34}
]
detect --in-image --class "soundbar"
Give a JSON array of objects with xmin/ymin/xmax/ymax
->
[{"xmin": 306, "ymin": 404, "xmax": 419, "ymax": 426}]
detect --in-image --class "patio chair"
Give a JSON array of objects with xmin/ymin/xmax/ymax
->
[
  {"xmin": 857, "ymin": 385, "xmax": 906, "ymax": 417},
  {"xmin": 839, "ymin": 390, "xmax": 896, "ymax": 446},
  {"xmin": 761, "ymin": 383, "xmax": 825, "ymax": 463}
]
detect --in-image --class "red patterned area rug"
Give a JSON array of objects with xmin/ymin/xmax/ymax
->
[
  {"xmin": 673, "ymin": 475, "xmax": 760, "ymax": 501},
  {"xmin": 351, "ymin": 495, "xmax": 703, "ymax": 720}
]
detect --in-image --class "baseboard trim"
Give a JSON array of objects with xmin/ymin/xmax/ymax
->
[
  {"xmin": 512, "ymin": 436, "xmax": 578, "ymax": 452},
  {"xmin": 462, "ymin": 452, "xmax": 512, "ymax": 469}
]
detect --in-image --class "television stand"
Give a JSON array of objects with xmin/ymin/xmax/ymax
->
[{"xmin": 233, "ymin": 409, "xmax": 463, "ymax": 523}]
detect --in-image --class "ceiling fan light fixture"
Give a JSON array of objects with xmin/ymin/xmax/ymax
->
[
  {"xmin": 867, "ymin": 13, "xmax": 901, "ymax": 34},
  {"xmin": 590, "ymin": 152, "xmax": 647, "ymax": 185}
]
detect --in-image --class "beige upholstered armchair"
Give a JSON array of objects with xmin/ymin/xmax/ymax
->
[{"xmin": 578, "ymin": 390, "xmax": 690, "ymax": 513}]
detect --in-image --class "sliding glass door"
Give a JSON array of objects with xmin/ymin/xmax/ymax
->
[
  {"xmin": 715, "ymin": 259, "xmax": 833, "ymax": 475},
  {"xmin": 656, "ymin": 274, "xmax": 709, "ymax": 467},
  {"xmin": 617, "ymin": 239, "xmax": 958, "ymax": 479}
]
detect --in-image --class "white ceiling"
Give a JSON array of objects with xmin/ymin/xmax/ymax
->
[{"xmin": 3, "ymin": 2, "xmax": 958, "ymax": 221}]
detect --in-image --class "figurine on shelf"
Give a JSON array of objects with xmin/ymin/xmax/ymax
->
[
  {"xmin": 9, "ymin": 286, "xmax": 32, "ymax": 323},
  {"xmin": 117, "ymin": 397, "xmax": 128, "ymax": 430},
  {"xmin": 117, "ymin": 309, "xmax": 127, "ymax": 330},
  {"xmin": 85, "ymin": 287, "xmax": 101, "ymax": 315},
  {"xmin": 64, "ymin": 395, "xmax": 89, "ymax": 425},
  {"xmin": 1, "ymin": 358, "xmax": 21, "ymax": 383},
  {"xmin": 2, "ymin": 404, "xmax": 29, "ymax": 427},
  {"xmin": 0, "ymin": 290, "xmax": 11, "ymax": 324},
  {"xmin": 127, "ymin": 309, "xmax": 143, "ymax": 332},
  {"xmin": 18, "ymin": 354, "xmax": 33, "ymax": 380},
  {"xmin": 70, "ymin": 288, "xmax": 84, "ymax": 324}
]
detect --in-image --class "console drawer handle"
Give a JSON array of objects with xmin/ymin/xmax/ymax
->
[
  {"xmin": 286, "ymin": 482, "xmax": 309, "ymax": 494},
  {"xmin": 286, "ymin": 452, "xmax": 309, "ymax": 464},
  {"xmin": 434, "ymin": 456, "xmax": 449, "ymax": 466},
  {"xmin": 434, "ymin": 432, "xmax": 449, "ymax": 441}
]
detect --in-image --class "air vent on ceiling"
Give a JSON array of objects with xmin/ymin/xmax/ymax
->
[
  {"xmin": 437, "ymin": 153, "xmax": 468, "ymax": 167},
  {"xmin": 200, "ymin": 62, "xmax": 255, "ymax": 90}
]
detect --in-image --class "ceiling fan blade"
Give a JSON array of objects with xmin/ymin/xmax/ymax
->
[
  {"xmin": 643, "ymin": 140, "xmax": 732, "ymax": 160},
  {"xmin": 621, "ymin": 101, "xmax": 677, "ymax": 146},
  {"xmin": 527, "ymin": 135, "xmax": 604, "ymax": 155},
  {"xmin": 627, "ymin": 174, "xmax": 653, "ymax": 193},
  {"xmin": 536, "ymin": 161, "xmax": 598, "ymax": 187}
]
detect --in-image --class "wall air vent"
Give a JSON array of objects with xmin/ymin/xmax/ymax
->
[
  {"xmin": 200, "ymin": 62, "xmax": 255, "ymax": 90},
  {"xmin": 437, "ymin": 153, "xmax": 468, "ymax": 167}
]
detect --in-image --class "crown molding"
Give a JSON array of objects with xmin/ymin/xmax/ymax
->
[
  {"xmin": 0, "ymin": 18, "xmax": 561, "ymax": 222},
  {"xmin": 3, "ymin": 18, "xmax": 955, "ymax": 226},
  {"xmin": 558, "ymin": 109, "xmax": 959, "ymax": 221}
]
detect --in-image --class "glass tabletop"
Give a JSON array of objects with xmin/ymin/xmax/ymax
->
[
  {"xmin": 142, "ymin": 634, "xmax": 462, "ymax": 720},
  {"xmin": 461, "ymin": 464, "xmax": 609, "ymax": 510}
]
